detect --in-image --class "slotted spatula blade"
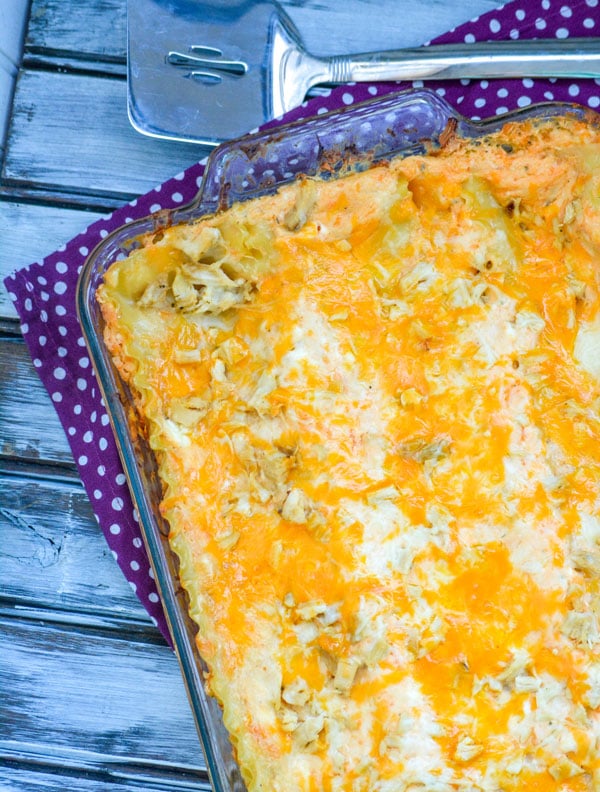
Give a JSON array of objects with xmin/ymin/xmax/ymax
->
[{"xmin": 128, "ymin": 0, "xmax": 295, "ymax": 146}]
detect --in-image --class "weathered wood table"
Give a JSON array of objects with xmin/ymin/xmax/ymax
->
[{"xmin": 0, "ymin": 0, "xmax": 504, "ymax": 789}]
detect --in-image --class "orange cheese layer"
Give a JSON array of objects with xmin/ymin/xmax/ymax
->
[{"xmin": 99, "ymin": 113, "xmax": 600, "ymax": 792}]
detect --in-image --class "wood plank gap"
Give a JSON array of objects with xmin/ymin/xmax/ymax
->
[
  {"xmin": 0, "ymin": 185, "xmax": 126, "ymax": 214},
  {"xmin": 0, "ymin": 317, "xmax": 23, "ymax": 337},
  {"xmin": 0, "ymin": 456, "xmax": 81, "ymax": 484},
  {"xmin": 0, "ymin": 452, "xmax": 78, "ymax": 476},
  {"xmin": 0, "ymin": 606, "xmax": 166, "ymax": 646},
  {"xmin": 0, "ymin": 599, "xmax": 156, "ymax": 639},
  {"xmin": 25, "ymin": 46, "xmax": 126, "ymax": 66},
  {"xmin": 22, "ymin": 53, "xmax": 127, "ymax": 79},
  {"xmin": 0, "ymin": 744, "xmax": 210, "ymax": 791},
  {"xmin": 1, "ymin": 177, "xmax": 138, "ymax": 207}
]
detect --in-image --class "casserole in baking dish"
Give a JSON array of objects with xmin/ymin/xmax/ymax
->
[{"xmin": 81, "ymin": 90, "xmax": 600, "ymax": 791}]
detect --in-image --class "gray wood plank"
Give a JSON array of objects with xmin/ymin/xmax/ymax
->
[
  {"xmin": 0, "ymin": 618, "xmax": 204, "ymax": 771},
  {"xmin": 0, "ymin": 338, "xmax": 73, "ymax": 465},
  {"xmin": 0, "ymin": 201, "xmax": 104, "ymax": 321},
  {"xmin": 26, "ymin": 0, "xmax": 126, "ymax": 61},
  {"xmin": 0, "ymin": 472, "xmax": 151, "ymax": 625},
  {"xmin": 4, "ymin": 70, "xmax": 208, "ymax": 198},
  {"xmin": 1, "ymin": 763, "xmax": 209, "ymax": 792}
]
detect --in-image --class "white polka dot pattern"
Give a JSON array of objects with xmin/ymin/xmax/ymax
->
[{"xmin": 3, "ymin": 0, "xmax": 599, "ymax": 645}]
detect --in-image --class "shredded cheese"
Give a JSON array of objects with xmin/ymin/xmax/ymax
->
[{"xmin": 98, "ymin": 112, "xmax": 600, "ymax": 791}]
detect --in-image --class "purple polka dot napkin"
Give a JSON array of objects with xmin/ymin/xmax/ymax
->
[{"xmin": 5, "ymin": 0, "xmax": 600, "ymax": 644}]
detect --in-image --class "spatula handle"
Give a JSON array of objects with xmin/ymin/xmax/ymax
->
[{"xmin": 327, "ymin": 38, "xmax": 600, "ymax": 82}]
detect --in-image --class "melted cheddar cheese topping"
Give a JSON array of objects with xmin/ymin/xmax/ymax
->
[{"xmin": 99, "ymin": 113, "xmax": 600, "ymax": 791}]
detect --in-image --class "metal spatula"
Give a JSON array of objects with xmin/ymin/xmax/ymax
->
[{"xmin": 127, "ymin": 0, "xmax": 600, "ymax": 147}]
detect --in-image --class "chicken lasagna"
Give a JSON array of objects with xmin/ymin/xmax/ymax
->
[{"xmin": 98, "ymin": 112, "xmax": 600, "ymax": 791}]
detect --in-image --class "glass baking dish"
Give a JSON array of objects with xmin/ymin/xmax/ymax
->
[{"xmin": 76, "ymin": 88, "xmax": 594, "ymax": 792}]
